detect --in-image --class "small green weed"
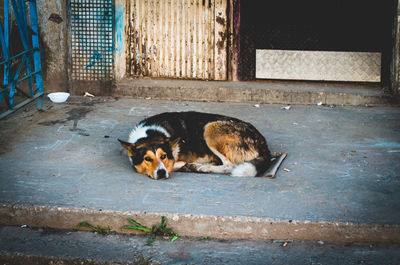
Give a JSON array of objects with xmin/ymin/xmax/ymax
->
[
  {"xmin": 76, "ymin": 221, "xmax": 110, "ymax": 235},
  {"xmin": 122, "ymin": 216, "xmax": 178, "ymax": 245}
]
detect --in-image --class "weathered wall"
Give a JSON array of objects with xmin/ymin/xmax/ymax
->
[
  {"xmin": 35, "ymin": 0, "xmax": 125, "ymax": 89},
  {"xmin": 392, "ymin": 0, "xmax": 400, "ymax": 97},
  {"xmin": 114, "ymin": 0, "xmax": 126, "ymax": 80},
  {"xmin": 36, "ymin": 0, "xmax": 68, "ymax": 93},
  {"xmin": 32, "ymin": 0, "xmax": 229, "ymax": 89}
]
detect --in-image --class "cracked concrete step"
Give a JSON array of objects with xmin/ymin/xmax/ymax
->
[{"xmin": 115, "ymin": 79, "xmax": 393, "ymax": 106}]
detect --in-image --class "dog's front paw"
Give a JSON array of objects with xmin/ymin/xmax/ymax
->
[
  {"xmin": 177, "ymin": 163, "xmax": 195, "ymax": 172},
  {"xmin": 184, "ymin": 162, "xmax": 213, "ymax": 173},
  {"xmin": 186, "ymin": 163, "xmax": 232, "ymax": 174},
  {"xmin": 185, "ymin": 162, "xmax": 203, "ymax": 171}
]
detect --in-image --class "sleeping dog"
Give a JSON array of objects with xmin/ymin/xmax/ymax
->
[{"xmin": 119, "ymin": 111, "xmax": 287, "ymax": 180}]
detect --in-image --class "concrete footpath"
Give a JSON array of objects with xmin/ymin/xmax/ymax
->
[
  {"xmin": 0, "ymin": 97, "xmax": 400, "ymax": 244},
  {"xmin": 1, "ymin": 226, "xmax": 400, "ymax": 265}
]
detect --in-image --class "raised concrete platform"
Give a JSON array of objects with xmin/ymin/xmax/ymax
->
[
  {"xmin": 115, "ymin": 78, "xmax": 393, "ymax": 106},
  {"xmin": 0, "ymin": 97, "xmax": 400, "ymax": 243}
]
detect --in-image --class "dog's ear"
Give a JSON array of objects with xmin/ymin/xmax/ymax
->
[
  {"xmin": 168, "ymin": 137, "xmax": 181, "ymax": 150},
  {"xmin": 118, "ymin": 139, "xmax": 136, "ymax": 156}
]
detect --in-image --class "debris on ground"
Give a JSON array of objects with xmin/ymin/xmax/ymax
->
[
  {"xmin": 273, "ymin": 239, "xmax": 293, "ymax": 244},
  {"xmin": 84, "ymin": 92, "xmax": 95, "ymax": 98}
]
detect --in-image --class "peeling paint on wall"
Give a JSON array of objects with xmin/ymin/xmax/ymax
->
[{"xmin": 114, "ymin": 0, "xmax": 126, "ymax": 80}]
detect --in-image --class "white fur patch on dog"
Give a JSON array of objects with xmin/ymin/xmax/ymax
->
[
  {"xmin": 154, "ymin": 160, "xmax": 169, "ymax": 179},
  {"xmin": 193, "ymin": 163, "xmax": 232, "ymax": 174},
  {"xmin": 231, "ymin": 162, "xmax": 257, "ymax": 177},
  {"xmin": 172, "ymin": 143, "xmax": 180, "ymax": 159},
  {"xmin": 128, "ymin": 123, "xmax": 170, "ymax": 144}
]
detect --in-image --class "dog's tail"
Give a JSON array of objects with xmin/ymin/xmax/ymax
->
[{"xmin": 231, "ymin": 153, "xmax": 287, "ymax": 178}]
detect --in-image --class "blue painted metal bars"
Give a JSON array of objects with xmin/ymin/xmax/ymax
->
[
  {"xmin": 0, "ymin": 0, "xmax": 45, "ymax": 119},
  {"xmin": 0, "ymin": 0, "xmax": 10, "ymax": 106},
  {"xmin": 28, "ymin": 0, "xmax": 44, "ymax": 100}
]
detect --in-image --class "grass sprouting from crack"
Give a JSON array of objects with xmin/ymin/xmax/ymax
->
[
  {"xmin": 122, "ymin": 216, "xmax": 178, "ymax": 245},
  {"xmin": 76, "ymin": 221, "xmax": 110, "ymax": 235}
]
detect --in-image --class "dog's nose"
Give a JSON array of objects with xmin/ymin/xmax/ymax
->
[{"xmin": 157, "ymin": 169, "xmax": 167, "ymax": 179}]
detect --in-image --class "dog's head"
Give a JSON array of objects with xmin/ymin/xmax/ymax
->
[{"xmin": 118, "ymin": 137, "xmax": 180, "ymax": 180}]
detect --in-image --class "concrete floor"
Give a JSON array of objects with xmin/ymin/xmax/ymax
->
[{"xmin": 0, "ymin": 97, "xmax": 400, "ymax": 242}]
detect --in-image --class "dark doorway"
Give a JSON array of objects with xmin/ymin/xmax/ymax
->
[{"xmin": 238, "ymin": 0, "xmax": 397, "ymax": 84}]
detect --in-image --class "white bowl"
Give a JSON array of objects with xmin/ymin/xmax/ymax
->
[{"xmin": 47, "ymin": 92, "xmax": 70, "ymax": 103}]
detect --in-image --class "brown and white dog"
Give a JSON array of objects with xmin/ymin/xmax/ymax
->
[{"xmin": 119, "ymin": 111, "xmax": 287, "ymax": 180}]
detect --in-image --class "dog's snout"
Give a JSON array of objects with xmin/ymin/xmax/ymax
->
[{"xmin": 157, "ymin": 169, "xmax": 167, "ymax": 179}]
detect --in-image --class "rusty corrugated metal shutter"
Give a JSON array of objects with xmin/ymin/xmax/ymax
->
[{"xmin": 126, "ymin": 0, "xmax": 226, "ymax": 80}]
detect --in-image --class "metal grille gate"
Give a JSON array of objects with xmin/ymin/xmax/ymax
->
[
  {"xmin": 68, "ymin": 0, "xmax": 114, "ymax": 81},
  {"xmin": 127, "ymin": 0, "xmax": 216, "ymax": 80}
]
